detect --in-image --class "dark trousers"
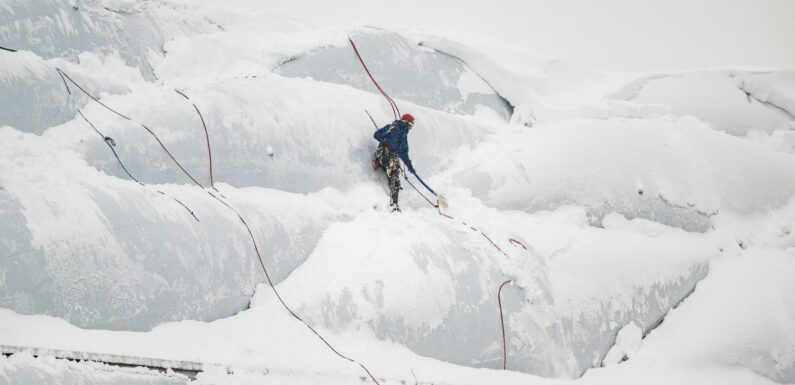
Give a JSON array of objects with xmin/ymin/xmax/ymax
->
[{"xmin": 373, "ymin": 145, "xmax": 401, "ymax": 204}]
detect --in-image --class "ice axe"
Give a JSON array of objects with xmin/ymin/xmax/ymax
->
[{"xmin": 410, "ymin": 170, "xmax": 448, "ymax": 210}]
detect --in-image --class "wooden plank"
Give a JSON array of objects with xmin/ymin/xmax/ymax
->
[
  {"xmin": 1, "ymin": 344, "xmax": 201, "ymax": 380},
  {"xmin": 1, "ymin": 344, "xmax": 445, "ymax": 384}
]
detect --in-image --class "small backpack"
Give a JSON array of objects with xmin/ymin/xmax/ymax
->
[{"xmin": 373, "ymin": 123, "xmax": 394, "ymax": 143}]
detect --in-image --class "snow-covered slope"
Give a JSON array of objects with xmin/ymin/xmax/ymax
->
[
  {"xmin": 609, "ymin": 71, "xmax": 795, "ymax": 137},
  {"xmin": 2, "ymin": 0, "xmax": 795, "ymax": 383}
]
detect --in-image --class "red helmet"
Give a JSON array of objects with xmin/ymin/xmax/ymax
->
[{"xmin": 401, "ymin": 113, "xmax": 415, "ymax": 123}]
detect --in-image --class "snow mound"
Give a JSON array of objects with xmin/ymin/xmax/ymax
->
[
  {"xmin": 609, "ymin": 71, "xmax": 794, "ymax": 136},
  {"xmin": 602, "ymin": 322, "xmax": 642, "ymax": 365},
  {"xmin": 264, "ymin": 202, "xmax": 714, "ymax": 377},
  {"xmin": 0, "ymin": 51, "xmax": 73, "ymax": 134},
  {"xmin": 442, "ymin": 116, "xmax": 795, "ymax": 231},
  {"xmin": 1, "ymin": 0, "xmax": 156, "ymax": 76},
  {"xmin": 0, "ymin": 127, "xmax": 343, "ymax": 330},
  {"xmin": 274, "ymin": 29, "xmax": 513, "ymax": 121},
  {"xmin": 0, "ymin": 49, "xmax": 148, "ymax": 134},
  {"xmin": 626, "ymin": 250, "xmax": 795, "ymax": 383}
]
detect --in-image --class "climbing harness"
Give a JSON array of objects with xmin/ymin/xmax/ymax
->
[{"xmin": 54, "ymin": 68, "xmax": 383, "ymax": 385}]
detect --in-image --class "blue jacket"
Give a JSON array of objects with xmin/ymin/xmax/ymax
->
[{"xmin": 373, "ymin": 119, "xmax": 414, "ymax": 171}]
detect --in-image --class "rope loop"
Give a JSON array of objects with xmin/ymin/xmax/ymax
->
[{"xmin": 498, "ymin": 279, "xmax": 513, "ymax": 370}]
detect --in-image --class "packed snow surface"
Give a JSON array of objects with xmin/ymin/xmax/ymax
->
[{"xmin": 1, "ymin": 0, "xmax": 795, "ymax": 384}]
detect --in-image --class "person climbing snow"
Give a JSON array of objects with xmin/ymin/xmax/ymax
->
[{"xmin": 372, "ymin": 113, "xmax": 416, "ymax": 212}]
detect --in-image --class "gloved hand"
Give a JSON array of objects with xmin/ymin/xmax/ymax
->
[{"xmin": 408, "ymin": 165, "xmax": 416, "ymax": 174}]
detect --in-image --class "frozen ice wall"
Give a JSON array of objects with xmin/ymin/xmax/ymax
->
[
  {"xmin": 0, "ymin": 126, "xmax": 343, "ymax": 330},
  {"xmin": 0, "ymin": 0, "xmax": 210, "ymax": 76},
  {"xmin": 275, "ymin": 29, "xmax": 513, "ymax": 121},
  {"xmin": 0, "ymin": 0, "xmax": 214, "ymax": 133},
  {"xmin": 0, "ymin": 52, "xmax": 76, "ymax": 134}
]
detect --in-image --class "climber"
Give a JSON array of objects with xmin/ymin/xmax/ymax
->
[{"xmin": 372, "ymin": 113, "xmax": 416, "ymax": 212}]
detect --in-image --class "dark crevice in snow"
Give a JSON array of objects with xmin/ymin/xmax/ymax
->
[
  {"xmin": 277, "ymin": 55, "xmax": 299, "ymax": 66},
  {"xmin": 734, "ymin": 76, "xmax": 795, "ymax": 122},
  {"xmin": 101, "ymin": 6, "xmax": 137, "ymax": 16},
  {"xmin": 597, "ymin": 265, "xmax": 709, "ymax": 369},
  {"xmin": 641, "ymin": 276, "xmax": 701, "ymax": 339},
  {"xmin": 586, "ymin": 193, "xmax": 714, "ymax": 233}
]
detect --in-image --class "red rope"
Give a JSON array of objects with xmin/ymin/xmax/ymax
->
[
  {"xmin": 208, "ymin": 191, "xmax": 368, "ymax": 370},
  {"xmin": 480, "ymin": 232, "xmax": 508, "ymax": 257},
  {"xmin": 406, "ymin": 172, "xmax": 509, "ymax": 258},
  {"xmin": 509, "ymin": 238, "xmax": 527, "ymax": 250},
  {"xmin": 349, "ymin": 37, "xmax": 400, "ymax": 120},
  {"xmin": 498, "ymin": 280, "xmax": 512, "ymax": 370},
  {"xmin": 403, "ymin": 164, "xmax": 521, "ymax": 367},
  {"xmin": 365, "ymin": 109, "xmax": 378, "ymax": 129},
  {"xmin": 57, "ymin": 68, "xmax": 205, "ymax": 188},
  {"xmin": 367, "ymin": 116, "xmax": 524, "ymax": 373},
  {"xmin": 58, "ymin": 69, "xmax": 382, "ymax": 385},
  {"xmin": 175, "ymin": 89, "xmax": 215, "ymax": 189},
  {"xmin": 75, "ymin": 109, "xmax": 199, "ymax": 222}
]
